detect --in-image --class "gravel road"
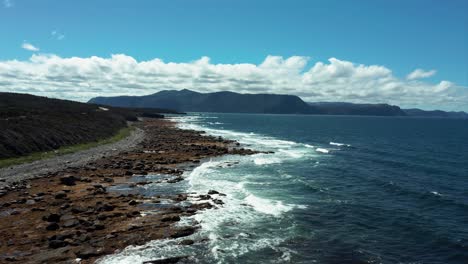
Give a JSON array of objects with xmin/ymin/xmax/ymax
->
[{"xmin": 0, "ymin": 127, "xmax": 145, "ymax": 189}]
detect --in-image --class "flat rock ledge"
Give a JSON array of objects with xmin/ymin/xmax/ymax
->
[{"xmin": 0, "ymin": 119, "xmax": 261, "ymax": 263}]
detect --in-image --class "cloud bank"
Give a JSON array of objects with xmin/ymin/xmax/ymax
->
[
  {"xmin": 0, "ymin": 54, "xmax": 467, "ymax": 111},
  {"xmin": 51, "ymin": 30, "xmax": 65, "ymax": 41}
]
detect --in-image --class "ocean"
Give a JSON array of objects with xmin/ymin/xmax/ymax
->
[{"xmin": 99, "ymin": 113, "xmax": 468, "ymax": 264}]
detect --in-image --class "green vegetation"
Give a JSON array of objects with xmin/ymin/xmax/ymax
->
[{"xmin": 0, "ymin": 126, "xmax": 134, "ymax": 169}]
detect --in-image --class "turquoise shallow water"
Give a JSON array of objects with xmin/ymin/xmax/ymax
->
[{"xmin": 99, "ymin": 113, "xmax": 468, "ymax": 264}]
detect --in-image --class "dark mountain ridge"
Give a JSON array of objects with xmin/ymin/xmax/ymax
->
[
  {"xmin": 308, "ymin": 102, "xmax": 406, "ymax": 116},
  {"xmin": 88, "ymin": 89, "xmax": 468, "ymax": 118},
  {"xmin": 89, "ymin": 89, "xmax": 320, "ymax": 114}
]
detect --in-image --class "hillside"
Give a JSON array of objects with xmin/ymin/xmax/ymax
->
[
  {"xmin": 403, "ymin": 108, "xmax": 468, "ymax": 118},
  {"xmin": 89, "ymin": 89, "xmax": 468, "ymax": 118},
  {"xmin": 0, "ymin": 93, "xmax": 173, "ymax": 159},
  {"xmin": 309, "ymin": 102, "xmax": 406, "ymax": 116},
  {"xmin": 89, "ymin": 89, "xmax": 320, "ymax": 114}
]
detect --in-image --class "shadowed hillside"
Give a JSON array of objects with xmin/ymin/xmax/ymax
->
[
  {"xmin": 308, "ymin": 102, "xmax": 407, "ymax": 116},
  {"xmin": 89, "ymin": 89, "xmax": 468, "ymax": 118},
  {"xmin": 0, "ymin": 93, "xmax": 176, "ymax": 159},
  {"xmin": 89, "ymin": 89, "xmax": 321, "ymax": 114}
]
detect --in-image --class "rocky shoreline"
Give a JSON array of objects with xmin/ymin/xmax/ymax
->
[{"xmin": 0, "ymin": 118, "xmax": 260, "ymax": 263}]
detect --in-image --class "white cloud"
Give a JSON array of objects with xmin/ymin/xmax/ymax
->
[
  {"xmin": 3, "ymin": 0, "xmax": 12, "ymax": 8},
  {"xmin": 51, "ymin": 30, "xmax": 65, "ymax": 40},
  {"xmin": 21, "ymin": 42, "xmax": 40, "ymax": 51},
  {"xmin": 407, "ymin": 68, "xmax": 437, "ymax": 80},
  {"xmin": 0, "ymin": 54, "xmax": 467, "ymax": 111}
]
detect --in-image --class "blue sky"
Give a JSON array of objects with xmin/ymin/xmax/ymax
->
[{"xmin": 0, "ymin": 0, "xmax": 467, "ymax": 110}]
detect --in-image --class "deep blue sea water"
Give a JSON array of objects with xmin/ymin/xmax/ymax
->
[{"xmin": 99, "ymin": 113, "xmax": 468, "ymax": 264}]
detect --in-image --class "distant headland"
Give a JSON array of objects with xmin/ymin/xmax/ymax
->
[{"xmin": 89, "ymin": 89, "xmax": 468, "ymax": 118}]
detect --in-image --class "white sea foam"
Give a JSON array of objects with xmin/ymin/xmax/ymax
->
[
  {"xmin": 253, "ymin": 156, "xmax": 282, "ymax": 165},
  {"xmin": 97, "ymin": 115, "xmax": 310, "ymax": 263},
  {"xmin": 330, "ymin": 141, "xmax": 351, "ymax": 147},
  {"xmin": 244, "ymin": 194, "xmax": 295, "ymax": 217},
  {"xmin": 316, "ymin": 148, "xmax": 330, "ymax": 154}
]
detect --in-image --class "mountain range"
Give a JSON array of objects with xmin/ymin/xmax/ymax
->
[{"xmin": 88, "ymin": 89, "xmax": 468, "ymax": 118}]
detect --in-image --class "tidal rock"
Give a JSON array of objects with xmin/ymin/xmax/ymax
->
[
  {"xmin": 60, "ymin": 175, "xmax": 78, "ymax": 186},
  {"xmin": 48, "ymin": 239, "xmax": 68, "ymax": 249},
  {"xmin": 75, "ymin": 246, "xmax": 101, "ymax": 259},
  {"xmin": 207, "ymin": 190, "xmax": 219, "ymax": 195},
  {"xmin": 170, "ymin": 227, "xmax": 197, "ymax": 238},
  {"xmin": 93, "ymin": 221, "xmax": 105, "ymax": 230},
  {"xmin": 213, "ymin": 199, "xmax": 224, "ymax": 205},
  {"xmin": 62, "ymin": 219, "xmax": 79, "ymax": 228},
  {"xmin": 179, "ymin": 239, "xmax": 194, "ymax": 245},
  {"xmin": 46, "ymin": 223, "xmax": 60, "ymax": 231},
  {"xmin": 55, "ymin": 191, "xmax": 67, "ymax": 199},
  {"xmin": 43, "ymin": 213, "xmax": 61, "ymax": 222},
  {"xmin": 143, "ymin": 256, "xmax": 189, "ymax": 264},
  {"xmin": 161, "ymin": 215, "xmax": 181, "ymax": 222}
]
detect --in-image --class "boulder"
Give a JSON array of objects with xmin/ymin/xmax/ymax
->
[
  {"xmin": 59, "ymin": 175, "xmax": 78, "ymax": 186},
  {"xmin": 43, "ymin": 213, "xmax": 61, "ymax": 222},
  {"xmin": 48, "ymin": 240, "xmax": 68, "ymax": 249}
]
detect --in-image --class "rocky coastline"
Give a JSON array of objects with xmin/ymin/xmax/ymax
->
[{"xmin": 0, "ymin": 118, "xmax": 259, "ymax": 263}]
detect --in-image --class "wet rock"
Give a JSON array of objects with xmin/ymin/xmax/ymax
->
[
  {"xmin": 103, "ymin": 177, "xmax": 114, "ymax": 183},
  {"xmin": 59, "ymin": 175, "xmax": 78, "ymax": 186},
  {"xmin": 10, "ymin": 210, "xmax": 20, "ymax": 215},
  {"xmin": 143, "ymin": 256, "xmax": 189, "ymax": 264},
  {"xmin": 48, "ymin": 240, "xmax": 68, "ymax": 249},
  {"xmin": 170, "ymin": 227, "xmax": 197, "ymax": 238},
  {"xmin": 33, "ymin": 196, "xmax": 44, "ymax": 201},
  {"xmin": 191, "ymin": 202, "xmax": 213, "ymax": 210},
  {"xmin": 136, "ymin": 181, "xmax": 151, "ymax": 186},
  {"xmin": 213, "ymin": 199, "xmax": 224, "ymax": 205},
  {"xmin": 128, "ymin": 200, "xmax": 138, "ymax": 206},
  {"xmin": 198, "ymin": 195, "xmax": 211, "ymax": 200},
  {"xmin": 43, "ymin": 213, "xmax": 61, "ymax": 222},
  {"xmin": 55, "ymin": 191, "xmax": 67, "ymax": 199},
  {"xmin": 93, "ymin": 221, "xmax": 105, "ymax": 230},
  {"xmin": 161, "ymin": 215, "xmax": 181, "ymax": 222},
  {"xmin": 81, "ymin": 177, "xmax": 92, "ymax": 183},
  {"xmin": 166, "ymin": 177, "xmax": 183, "ymax": 183},
  {"xmin": 71, "ymin": 206, "xmax": 85, "ymax": 214},
  {"xmin": 62, "ymin": 219, "xmax": 80, "ymax": 228},
  {"xmin": 97, "ymin": 214, "xmax": 108, "ymax": 220},
  {"xmin": 208, "ymin": 190, "xmax": 219, "ymax": 195},
  {"xmin": 46, "ymin": 223, "xmax": 60, "ymax": 231},
  {"xmin": 75, "ymin": 246, "xmax": 101, "ymax": 259},
  {"xmin": 179, "ymin": 239, "xmax": 194, "ymax": 245},
  {"xmin": 101, "ymin": 204, "xmax": 115, "ymax": 212}
]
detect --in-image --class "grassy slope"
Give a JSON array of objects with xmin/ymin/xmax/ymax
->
[
  {"xmin": 0, "ymin": 126, "xmax": 134, "ymax": 169},
  {"xmin": 0, "ymin": 92, "xmax": 171, "ymax": 160}
]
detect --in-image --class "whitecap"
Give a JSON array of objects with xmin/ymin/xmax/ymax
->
[
  {"xmin": 316, "ymin": 148, "xmax": 330, "ymax": 154},
  {"xmin": 330, "ymin": 141, "xmax": 351, "ymax": 147},
  {"xmin": 244, "ymin": 194, "xmax": 305, "ymax": 217},
  {"xmin": 253, "ymin": 157, "xmax": 282, "ymax": 165}
]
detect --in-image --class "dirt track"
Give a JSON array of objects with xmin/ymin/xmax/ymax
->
[{"xmin": 0, "ymin": 127, "xmax": 145, "ymax": 190}]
